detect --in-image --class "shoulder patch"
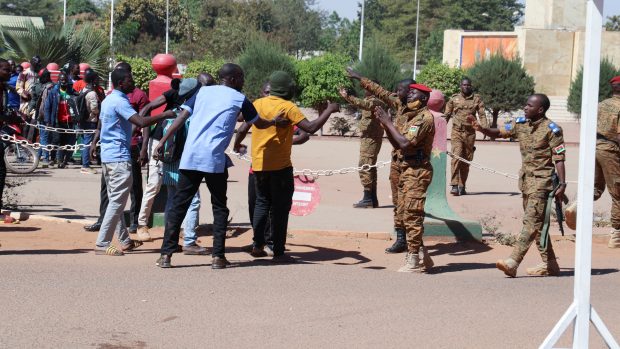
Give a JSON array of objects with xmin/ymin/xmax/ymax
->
[
  {"xmin": 515, "ymin": 116, "xmax": 526, "ymax": 124},
  {"xmin": 504, "ymin": 123, "xmax": 513, "ymax": 131},
  {"xmin": 548, "ymin": 122, "xmax": 562, "ymax": 134},
  {"xmin": 553, "ymin": 144, "xmax": 566, "ymax": 154}
]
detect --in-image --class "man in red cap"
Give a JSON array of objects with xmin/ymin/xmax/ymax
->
[
  {"xmin": 594, "ymin": 76, "xmax": 620, "ymax": 248},
  {"xmin": 347, "ymin": 67, "xmax": 436, "ymax": 272}
]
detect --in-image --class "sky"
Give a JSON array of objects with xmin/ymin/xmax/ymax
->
[{"xmin": 314, "ymin": 0, "xmax": 620, "ymax": 22}]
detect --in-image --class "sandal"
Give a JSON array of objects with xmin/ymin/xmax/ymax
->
[
  {"xmin": 95, "ymin": 245, "xmax": 124, "ymax": 256},
  {"xmin": 121, "ymin": 240, "xmax": 143, "ymax": 252}
]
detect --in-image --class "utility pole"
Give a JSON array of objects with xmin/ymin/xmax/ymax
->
[
  {"xmin": 358, "ymin": 0, "xmax": 365, "ymax": 62},
  {"xmin": 413, "ymin": 0, "xmax": 420, "ymax": 79}
]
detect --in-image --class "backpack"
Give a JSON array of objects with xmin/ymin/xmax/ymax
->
[
  {"xmin": 161, "ymin": 109, "xmax": 189, "ymax": 163},
  {"xmin": 69, "ymin": 89, "xmax": 91, "ymax": 125}
]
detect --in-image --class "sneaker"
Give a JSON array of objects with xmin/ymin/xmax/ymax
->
[
  {"xmin": 608, "ymin": 231, "xmax": 620, "ymax": 248},
  {"xmin": 40, "ymin": 161, "xmax": 49, "ymax": 169},
  {"xmin": 136, "ymin": 226, "xmax": 152, "ymax": 242},
  {"xmin": 450, "ymin": 185, "xmax": 459, "ymax": 196},
  {"xmin": 95, "ymin": 245, "xmax": 124, "ymax": 256},
  {"xmin": 212, "ymin": 256, "xmax": 230, "ymax": 269},
  {"xmin": 397, "ymin": 252, "xmax": 425, "ymax": 273},
  {"xmin": 128, "ymin": 225, "xmax": 138, "ymax": 235},
  {"xmin": 83, "ymin": 222, "xmax": 101, "ymax": 232},
  {"xmin": 496, "ymin": 258, "xmax": 518, "ymax": 277},
  {"xmin": 156, "ymin": 254, "xmax": 172, "ymax": 268},
  {"xmin": 264, "ymin": 245, "xmax": 275, "ymax": 257},
  {"xmin": 183, "ymin": 244, "xmax": 208, "ymax": 255},
  {"xmin": 458, "ymin": 186, "xmax": 467, "ymax": 196},
  {"xmin": 57, "ymin": 162, "xmax": 67, "ymax": 169},
  {"xmin": 526, "ymin": 260, "xmax": 560, "ymax": 276},
  {"xmin": 271, "ymin": 254, "xmax": 297, "ymax": 264},
  {"xmin": 80, "ymin": 167, "xmax": 97, "ymax": 174},
  {"xmin": 121, "ymin": 240, "xmax": 143, "ymax": 252},
  {"xmin": 419, "ymin": 246, "xmax": 434, "ymax": 269},
  {"xmin": 250, "ymin": 245, "xmax": 268, "ymax": 258}
]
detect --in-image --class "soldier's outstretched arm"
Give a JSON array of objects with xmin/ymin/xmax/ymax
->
[
  {"xmin": 468, "ymin": 115, "xmax": 501, "ymax": 138},
  {"xmin": 346, "ymin": 68, "xmax": 399, "ymax": 110},
  {"xmin": 338, "ymin": 88, "xmax": 374, "ymax": 111},
  {"xmin": 375, "ymin": 106, "xmax": 410, "ymax": 150}
]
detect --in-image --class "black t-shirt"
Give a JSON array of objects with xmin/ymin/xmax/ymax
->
[{"xmin": 152, "ymin": 89, "xmax": 180, "ymax": 140}]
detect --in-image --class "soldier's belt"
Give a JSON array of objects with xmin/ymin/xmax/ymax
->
[
  {"xmin": 399, "ymin": 154, "xmax": 429, "ymax": 165},
  {"xmin": 596, "ymin": 133, "xmax": 620, "ymax": 146}
]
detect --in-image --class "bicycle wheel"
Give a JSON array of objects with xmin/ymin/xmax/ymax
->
[{"xmin": 4, "ymin": 143, "xmax": 39, "ymax": 174}]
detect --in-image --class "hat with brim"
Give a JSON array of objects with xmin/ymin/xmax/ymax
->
[{"xmin": 179, "ymin": 78, "xmax": 199, "ymax": 98}]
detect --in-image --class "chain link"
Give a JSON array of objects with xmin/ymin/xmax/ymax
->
[
  {"xmin": 1, "ymin": 134, "xmax": 97, "ymax": 151},
  {"xmin": 226, "ymin": 149, "xmax": 391, "ymax": 178},
  {"xmin": 24, "ymin": 121, "xmax": 97, "ymax": 134}
]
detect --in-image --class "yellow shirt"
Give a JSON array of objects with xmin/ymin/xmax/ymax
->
[{"xmin": 251, "ymin": 96, "xmax": 306, "ymax": 171}]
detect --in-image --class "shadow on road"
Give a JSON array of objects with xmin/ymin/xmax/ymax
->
[
  {"xmin": 286, "ymin": 243, "xmax": 371, "ymax": 265},
  {"xmin": 0, "ymin": 248, "xmax": 90, "ymax": 255},
  {"xmin": 429, "ymin": 262, "xmax": 497, "ymax": 274},
  {"xmin": 0, "ymin": 226, "xmax": 41, "ymax": 232},
  {"xmin": 555, "ymin": 268, "xmax": 619, "ymax": 277},
  {"xmin": 428, "ymin": 241, "xmax": 492, "ymax": 257},
  {"xmin": 463, "ymin": 191, "xmax": 520, "ymax": 196}
]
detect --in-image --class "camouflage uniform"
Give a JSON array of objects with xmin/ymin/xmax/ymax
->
[
  {"xmin": 498, "ymin": 116, "xmax": 565, "ymax": 265},
  {"xmin": 342, "ymin": 94, "xmax": 385, "ymax": 192},
  {"xmin": 361, "ymin": 78, "xmax": 435, "ymax": 253},
  {"xmin": 594, "ymin": 96, "xmax": 620, "ymax": 230},
  {"xmin": 360, "ymin": 79, "xmax": 407, "ymax": 229},
  {"xmin": 444, "ymin": 93, "xmax": 487, "ymax": 188}
]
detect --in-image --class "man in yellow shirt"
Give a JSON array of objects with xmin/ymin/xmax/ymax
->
[{"xmin": 234, "ymin": 71, "xmax": 339, "ymax": 262}]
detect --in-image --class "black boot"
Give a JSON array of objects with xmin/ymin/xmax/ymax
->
[
  {"xmin": 353, "ymin": 190, "xmax": 374, "ymax": 208},
  {"xmin": 458, "ymin": 186, "xmax": 467, "ymax": 196},
  {"xmin": 371, "ymin": 183, "xmax": 379, "ymax": 208},
  {"xmin": 450, "ymin": 185, "xmax": 459, "ymax": 196},
  {"xmin": 385, "ymin": 228, "xmax": 407, "ymax": 253}
]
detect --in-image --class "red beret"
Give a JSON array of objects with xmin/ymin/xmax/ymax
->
[
  {"xmin": 610, "ymin": 76, "xmax": 620, "ymax": 84},
  {"xmin": 409, "ymin": 83, "xmax": 432, "ymax": 93}
]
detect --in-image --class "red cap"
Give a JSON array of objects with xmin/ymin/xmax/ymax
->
[
  {"xmin": 610, "ymin": 76, "xmax": 620, "ymax": 84},
  {"xmin": 409, "ymin": 83, "xmax": 432, "ymax": 93}
]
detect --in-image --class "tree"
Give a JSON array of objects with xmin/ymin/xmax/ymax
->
[
  {"xmin": 605, "ymin": 15, "xmax": 620, "ymax": 31},
  {"xmin": 353, "ymin": 38, "xmax": 401, "ymax": 92},
  {"xmin": 467, "ymin": 54, "xmax": 535, "ymax": 129},
  {"xmin": 416, "ymin": 60, "xmax": 464, "ymax": 97},
  {"xmin": 296, "ymin": 53, "xmax": 353, "ymax": 110},
  {"xmin": 238, "ymin": 38, "xmax": 296, "ymax": 100},
  {"xmin": 271, "ymin": 0, "xmax": 323, "ymax": 57},
  {"xmin": 184, "ymin": 55, "xmax": 226, "ymax": 81},
  {"xmin": 2, "ymin": 20, "xmax": 109, "ymax": 73},
  {"xmin": 67, "ymin": 0, "xmax": 100, "ymax": 16},
  {"xmin": 115, "ymin": 54, "xmax": 156, "ymax": 92},
  {"xmin": 567, "ymin": 58, "xmax": 619, "ymax": 116},
  {"xmin": 0, "ymin": 0, "xmax": 62, "ymax": 25}
]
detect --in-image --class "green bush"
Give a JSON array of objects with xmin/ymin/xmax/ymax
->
[
  {"xmin": 185, "ymin": 55, "xmax": 226, "ymax": 81},
  {"xmin": 416, "ymin": 60, "xmax": 464, "ymax": 97},
  {"xmin": 467, "ymin": 54, "xmax": 535, "ymax": 128},
  {"xmin": 353, "ymin": 38, "xmax": 402, "ymax": 92},
  {"xmin": 239, "ymin": 38, "xmax": 297, "ymax": 100},
  {"xmin": 116, "ymin": 54, "xmax": 156, "ymax": 93},
  {"xmin": 567, "ymin": 58, "xmax": 619, "ymax": 116},
  {"xmin": 296, "ymin": 53, "xmax": 353, "ymax": 110}
]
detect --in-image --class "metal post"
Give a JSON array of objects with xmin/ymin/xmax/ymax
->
[
  {"xmin": 540, "ymin": 1, "xmax": 619, "ymax": 348},
  {"xmin": 413, "ymin": 0, "xmax": 420, "ymax": 79},
  {"xmin": 108, "ymin": 0, "xmax": 115, "ymax": 91},
  {"xmin": 358, "ymin": 0, "xmax": 365, "ymax": 62},
  {"xmin": 63, "ymin": 0, "xmax": 67, "ymax": 26},
  {"xmin": 165, "ymin": 0, "xmax": 170, "ymax": 54}
]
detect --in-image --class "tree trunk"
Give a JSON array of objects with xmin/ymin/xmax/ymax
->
[{"xmin": 490, "ymin": 109, "xmax": 500, "ymax": 141}]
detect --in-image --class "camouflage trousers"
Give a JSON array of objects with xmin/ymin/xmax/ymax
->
[
  {"xmin": 450, "ymin": 129, "xmax": 476, "ymax": 187},
  {"xmin": 358, "ymin": 137, "xmax": 383, "ymax": 191},
  {"xmin": 510, "ymin": 192, "xmax": 557, "ymax": 264},
  {"xmin": 398, "ymin": 163, "xmax": 433, "ymax": 254},
  {"xmin": 594, "ymin": 142, "xmax": 620, "ymax": 230},
  {"xmin": 390, "ymin": 159, "xmax": 403, "ymax": 229}
]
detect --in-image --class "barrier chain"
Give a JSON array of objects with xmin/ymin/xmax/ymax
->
[
  {"xmin": 24, "ymin": 121, "xmax": 97, "ymax": 134},
  {"xmin": 1, "ymin": 134, "xmax": 97, "ymax": 151}
]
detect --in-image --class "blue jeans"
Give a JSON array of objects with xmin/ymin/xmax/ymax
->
[
  {"xmin": 38, "ymin": 129, "xmax": 49, "ymax": 161},
  {"xmin": 166, "ymin": 185, "xmax": 201, "ymax": 246},
  {"xmin": 80, "ymin": 122, "xmax": 98, "ymax": 168}
]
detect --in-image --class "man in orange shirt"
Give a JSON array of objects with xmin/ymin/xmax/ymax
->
[{"xmin": 234, "ymin": 71, "xmax": 339, "ymax": 262}]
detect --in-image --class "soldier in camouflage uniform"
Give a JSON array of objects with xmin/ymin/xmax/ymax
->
[
  {"xmin": 471, "ymin": 94, "xmax": 566, "ymax": 277},
  {"xmin": 339, "ymin": 87, "xmax": 386, "ymax": 208},
  {"xmin": 594, "ymin": 76, "xmax": 620, "ymax": 248},
  {"xmin": 444, "ymin": 78, "xmax": 488, "ymax": 196}
]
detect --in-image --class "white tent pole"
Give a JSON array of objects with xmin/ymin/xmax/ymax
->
[
  {"xmin": 413, "ymin": 0, "xmax": 420, "ymax": 79},
  {"xmin": 165, "ymin": 0, "xmax": 170, "ymax": 54},
  {"xmin": 358, "ymin": 0, "xmax": 365, "ymax": 61},
  {"xmin": 540, "ymin": 1, "xmax": 619, "ymax": 348}
]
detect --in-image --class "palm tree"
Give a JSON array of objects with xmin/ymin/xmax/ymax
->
[
  {"xmin": 605, "ymin": 15, "xmax": 620, "ymax": 31},
  {"xmin": 1, "ymin": 19, "xmax": 109, "ymax": 73}
]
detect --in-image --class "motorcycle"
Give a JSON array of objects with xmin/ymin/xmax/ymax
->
[{"xmin": 1, "ymin": 122, "xmax": 39, "ymax": 174}]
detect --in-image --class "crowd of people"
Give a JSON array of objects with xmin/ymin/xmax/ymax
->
[{"xmin": 0, "ymin": 55, "xmax": 618, "ymax": 276}]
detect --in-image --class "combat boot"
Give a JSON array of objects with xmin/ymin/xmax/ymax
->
[
  {"xmin": 385, "ymin": 228, "xmax": 407, "ymax": 254},
  {"xmin": 370, "ymin": 183, "xmax": 379, "ymax": 208},
  {"xmin": 526, "ymin": 259, "xmax": 560, "ymax": 276},
  {"xmin": 450, "ymin": 185, "xmax": 459, "ymax": 196},
  {"xmin": 353, "ymin": 190, "xmax": 374, "ymax": 208},
  {"xmin": 496, "ymin": 258, "xmax": 518, "ymax": 277},
  {"xmin": 608, "ymin": 230, "xmax": 620, "ymax": 248},
  {"xmin": 419, "ymin": 245, "xmax": 434, "ymax": 269},
  {"xmin": 397, "ymin": 252, "xmax": 425, "ymax": 273},
  {"xmin": 458, "ymin": 186, "xmax": 467, "ymax": 196}
]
